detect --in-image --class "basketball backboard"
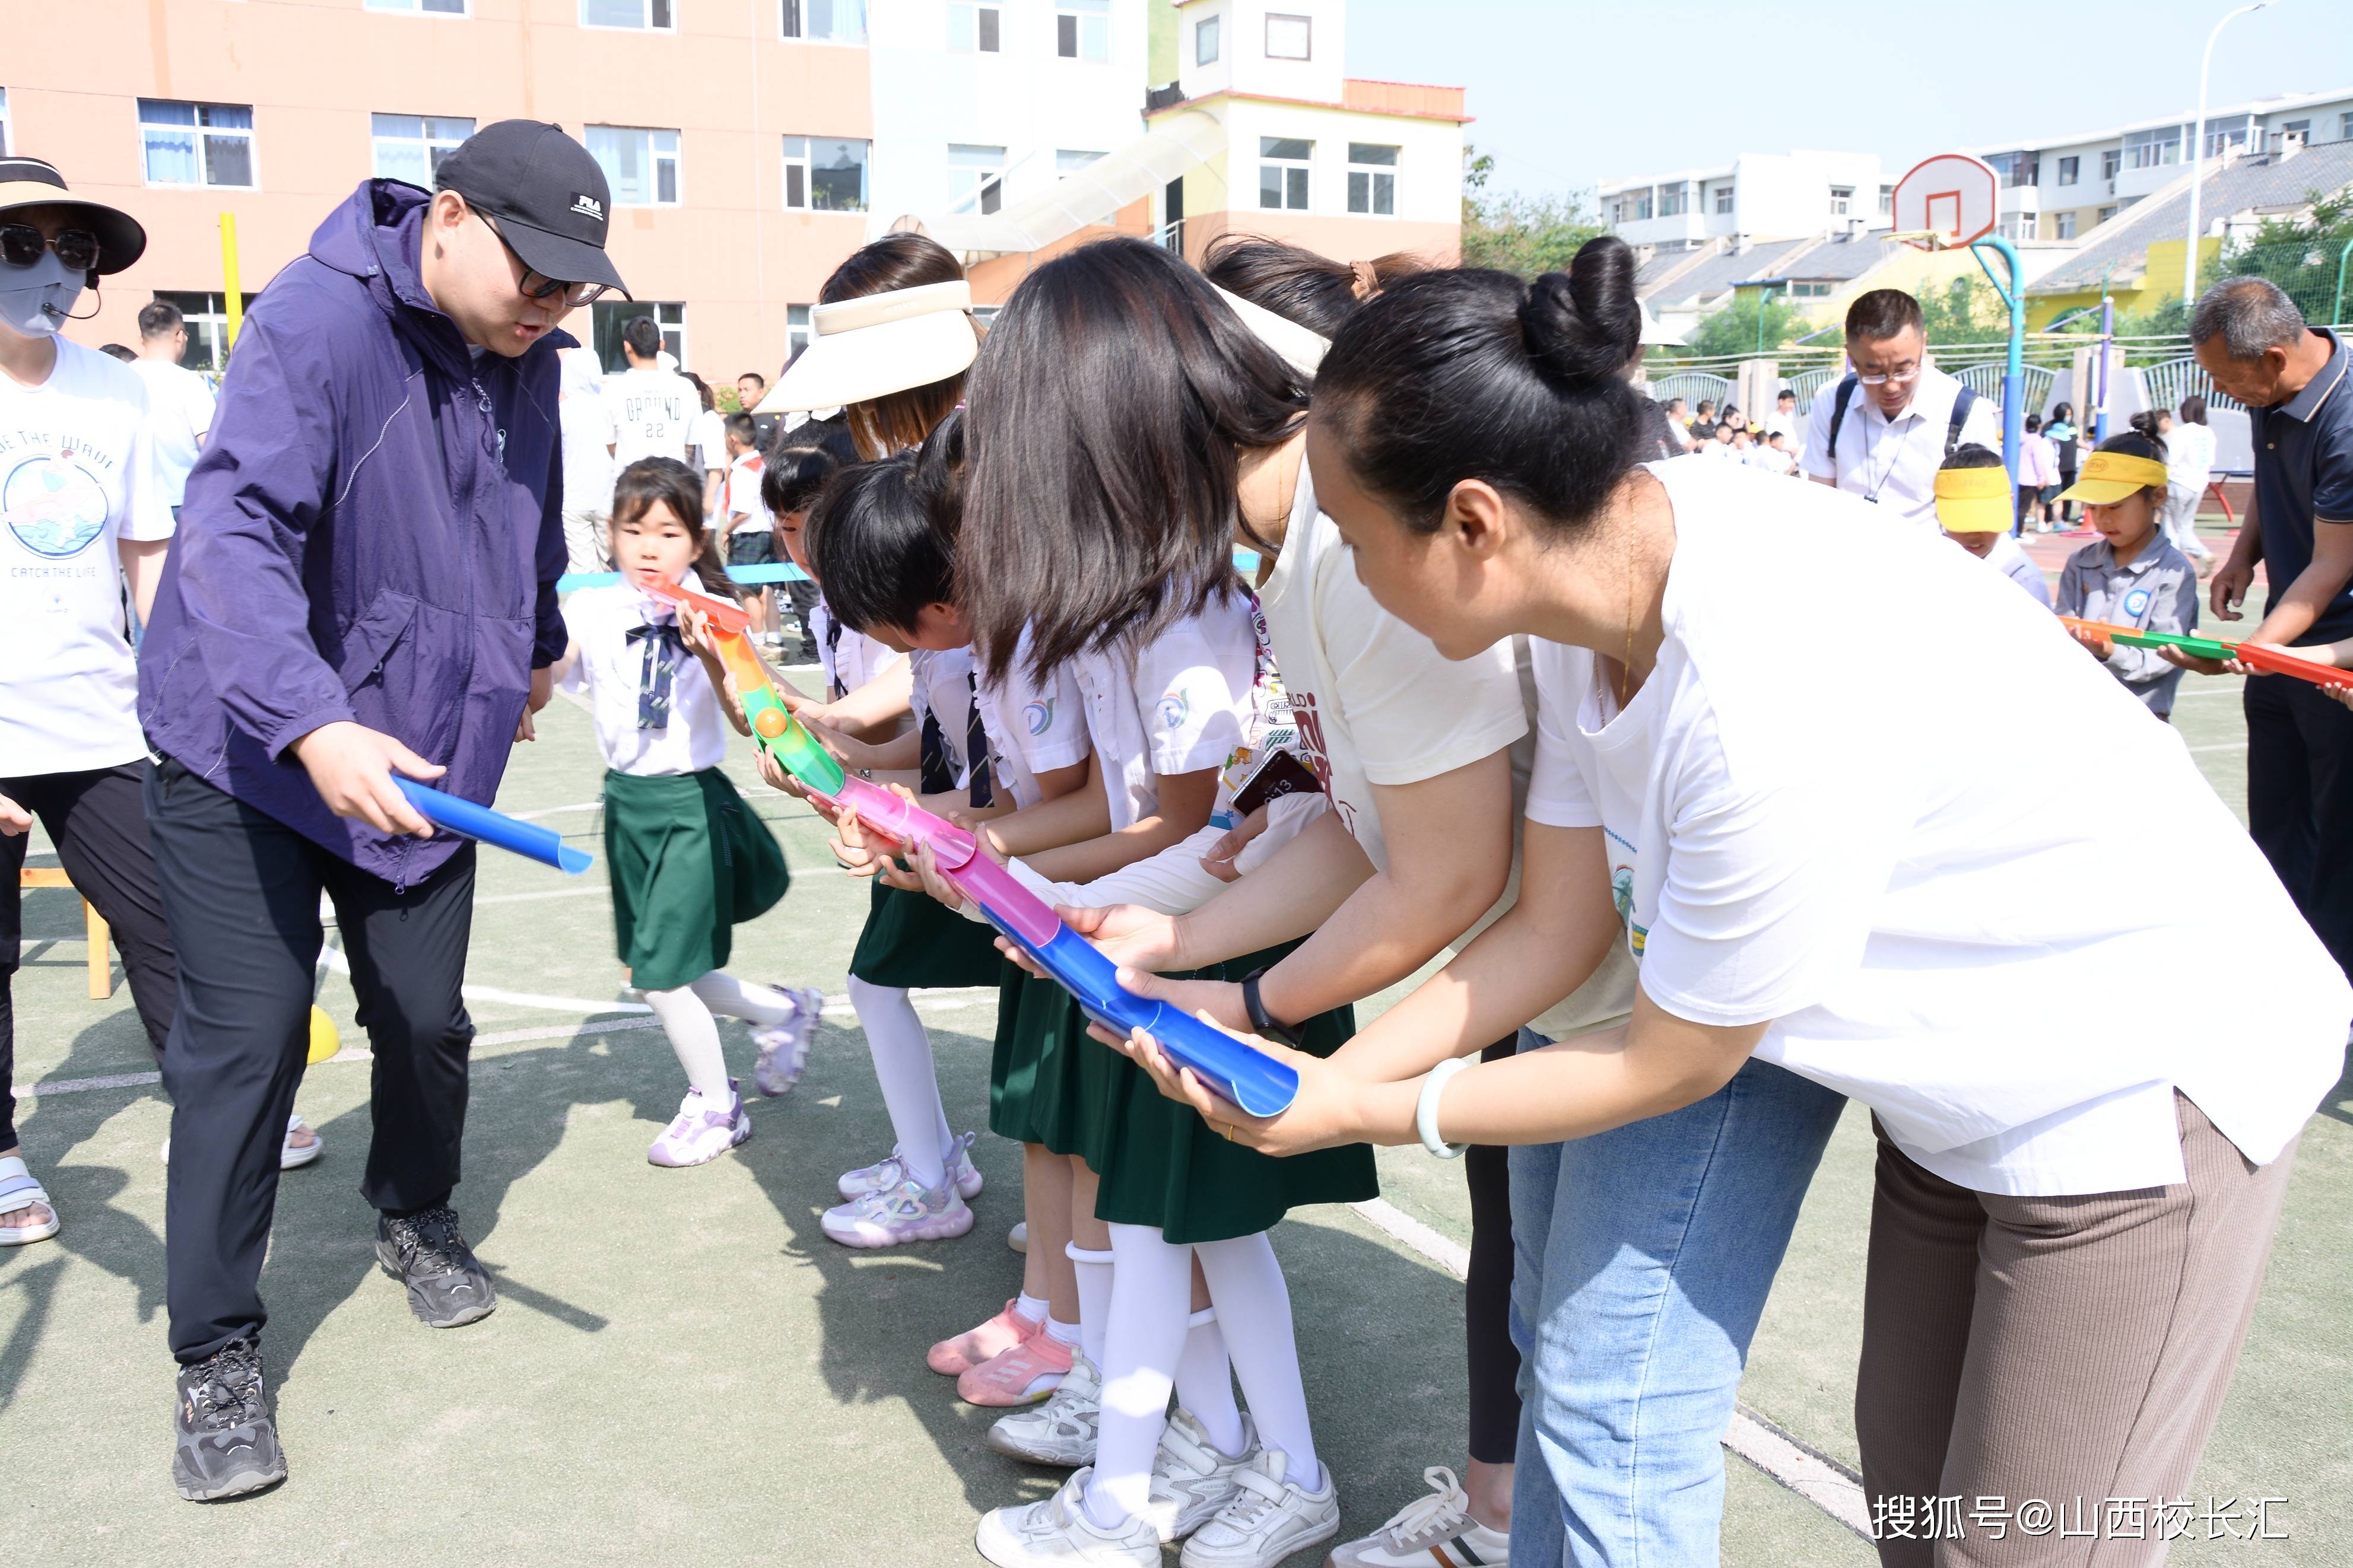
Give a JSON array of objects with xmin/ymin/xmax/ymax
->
[{"xmin": 1889, "ymin": 154, "xmax": 1998, "ymax": 251}]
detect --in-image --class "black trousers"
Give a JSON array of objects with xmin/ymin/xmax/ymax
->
[
  {"xmin": 2246, "ymin": 673, "xmax": 2353, "ymax": 981},
  {"xmin": 1465, "ymin": 1034, "xmax": 1523, "ymax": 1466},
  {"xmin": 147, "ymin": 758, "xmax": 480, "ymax": 1364},
  {"xmin": 0, "ymin": 762, "xmax": 179, "ymax": 1152},
  {"xmin": 783, "ymin": 577, "xmax": 823, "ymax": 663}
]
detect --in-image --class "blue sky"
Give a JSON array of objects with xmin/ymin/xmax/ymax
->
[{"xmin": 1341, "ymin": 0, "xmax": 2353, "ymax": 203}]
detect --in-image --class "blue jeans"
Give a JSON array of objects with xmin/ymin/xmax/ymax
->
[{"xmin": 1509, "ymin": 1048, "xmax": 1847, "ymax": 1567}]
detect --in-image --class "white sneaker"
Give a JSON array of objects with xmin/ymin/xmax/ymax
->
[
  {"xmin": 819, "ymin": 1172, "xmax": 974, "ymax": 1247},
  {"xmin": 835, "ymin": 1130, "xmax": 983, "ymax": 1201},
  {"xmin": 1153, "ymin": 1408, "xmax": 1257, "ymax": 1540},
  {"xmin": 974, "ymin": 1468, "xmax": 1160, "ymax": 1567},
  {"xmin": 750, "ymin": 984, "xmax": 825, "ymax": 1096},
  {"xmin": 1179, "ymin": 1449, "xmax": 1340, "ymax": 1568},
  {"xmin": 988, "ymin": 1349, "xmax": 1103, "ymax": 1466},
  {"xmin": 1328, "ymin": 1466, "xmax": 1509, "ymax": 1567}
]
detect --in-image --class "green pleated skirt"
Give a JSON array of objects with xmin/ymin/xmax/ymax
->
[
  {"xmin": 603, "ymin": 768, "xmax": 789, "ymax": 993},
  {"xmin": 849, "ymin": 874, "xmax": 1012, "ymax": 989},
  {"xmin": 991, "ymin": 939, "xmax": 1378, "ymax": 1244}
]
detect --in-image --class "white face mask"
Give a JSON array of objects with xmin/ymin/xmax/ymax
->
[{"xmin": 0, "ymin": 250, "xmax": 84, "ymax": 338}]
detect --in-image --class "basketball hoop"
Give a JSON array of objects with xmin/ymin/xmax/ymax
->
[{"xmin": 1889, "ymin": 154, "xmax": 1999, "ymax": 252}]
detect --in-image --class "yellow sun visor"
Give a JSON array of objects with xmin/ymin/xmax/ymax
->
[
  {"xmin": 1934, "ymin": 466, "xmax": 2014, "ymax": 534},
  {"xmin": 2056, "ymin": 450, "xmax": 2170, "ymax": 507}
]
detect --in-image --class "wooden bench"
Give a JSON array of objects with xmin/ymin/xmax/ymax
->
[{"xmin": 18, "ymin": 869, "xmax": 113, "ymax": 1000}]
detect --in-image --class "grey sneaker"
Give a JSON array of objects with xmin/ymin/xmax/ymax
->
[
  {"xmin": 173, "ymin": 1338, "xmax": 286, "ymax": 1501},
  {"xmin": 375, "ymin": 1206, "xmax": 497, "ymax": 1328},
  {"xmin": 987, "ymin": 1348, "xmax": 1103, "ymax": 1466},
  {"xmin": 1153, "ymin": 1408, "xmax": 1258, "ymax": 1540}
]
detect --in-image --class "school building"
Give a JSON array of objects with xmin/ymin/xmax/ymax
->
[{"xmin": 0, "ymin": 0, "xmax": 1463, "ymax": 382}]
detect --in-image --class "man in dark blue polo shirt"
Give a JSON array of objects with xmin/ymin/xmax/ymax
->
[{"xmin": 2177, "ymin": 278, "xmax": 2353, "ymax": 978}]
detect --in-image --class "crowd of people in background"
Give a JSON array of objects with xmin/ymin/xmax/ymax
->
[{"xmin": 5, "ymin": 119, "xmax": 2351, "ymax": 1568}]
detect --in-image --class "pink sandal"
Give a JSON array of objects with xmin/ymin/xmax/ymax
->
[
  {"xmin": 928, "ymin": 1297, "xmax": 1041, "ymax": 1376},
  {"xmin": 957, "ymin": 1328, "xmax": 1074, "ymax": 1408}
]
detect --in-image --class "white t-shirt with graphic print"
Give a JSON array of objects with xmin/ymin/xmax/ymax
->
[
  {"xmin": 0, "ymin": 339, "xmax": 173, "ymax": 775},
  {"xmin": 1069, "ymin": 591, "xmax": 1268, "ymax": 834},
  {"xmin": 1523, "ymin": 457, "xmax": 2346, "ymax": 1198},
  {"xmin": 974, "ymin": 635, "xmax": 1089, "ymax": 811}
]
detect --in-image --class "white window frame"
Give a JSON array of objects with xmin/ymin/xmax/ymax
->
[
  {"xmin": 579, "ymin": 0, "xmax": 673, "ymax": 30},
  {"xmin": 2056, "ymin": 211, "xmax": 2078, "ymax": 241},
  {"xmin": 2101, "ymin": 147, "xmax": 2122, "ymax": 182},
  {"xmin": 947, "ymin": 2, "xmax": 1000, "ymax": 52},
  {"xmin": 1055, "ymin": 0, "xmax": 1108, "ymax": 61},
  {"xmin": 2097, "ymin": 204, "xmax": 2118, "ymax": 224},
  {"xmin": 1258, "ymin": 137, "xmax": 1312, "ymax": 212},
  {"xmin": 586, "ymin": 125, "xmax": 681, "ymax": 208},
  {"xmin": 1829, "ymin": 185, "xmax": 1853, "ymax": 217},
  {"xmin": 1265, "ymin": 12, "xmax": 1310, "ymax": 59},
  {"xmin": 786, "ymin": 304, "xmax": 814, "ymax": 360},
  {"xmin": 0, "ymin": 90, "xmax": 10, "ymax": 160},
  {"xmin": 151, "ymin": 290, "xmax": 249, "ymax": 374},
  {"xmin": 2123, "ymin": 125, "xmax": 2181, "ymax": 171},
  {"xmin": 2056, "ymin": 155, "xmax": 2078, "ymax": 187},
  {"xmin": 781, "ymin": 135, "xmax": 871, "ymax": 213},
  {"xmin": 1345, "ymin": 142, "xmax": 1399, "ymax": 217},
  {"xmin": 370, "ymin": 113, "xmax": 477, "ymax": 187},
  {"xmin": 595, "ymin": 300, "xmax": 687, "ymax": 372},
  {"xmin": 364, "ymin": 0, "xmax": 470, "ymax": 15},
  {"xmin": 1657, "ymin": 182, "xmax": 1687, "ymax": 218},
  {"xmin": 1713, "ymin": 184, "xmax": 1733, "ymax": 215},
  {"xmin": 1196, "ymin": 14, "xmax": 1220, "ymax": 65},
  {"xmin": 948, "ymin": 143, "xmax": 1006, "ymax": 217},
  {"xmin": 780, "ymin": 0, "xmax": 868, "ymax": 43},
  {"xmin": 1878, "ymin": 183, "xmax": 1893, "ymax": 215},
  {"xmin": 138, "ymin": 98, "xmax": 258, "ymax": 190}
]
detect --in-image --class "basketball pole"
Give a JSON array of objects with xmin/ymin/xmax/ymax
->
[{"xmin": 1968, "ymin": 236, "xmax": 2027, "ymax": 518}]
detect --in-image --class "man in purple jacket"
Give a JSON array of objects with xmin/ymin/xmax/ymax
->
[{"xmin": 136, "ymin": 122, "xmax": 627, "ymax": 1501}]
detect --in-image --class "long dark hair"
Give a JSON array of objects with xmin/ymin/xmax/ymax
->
[
  {"xmin": 958, "ymin": 237, "xmax": 1308, "ymax": 680},
  {"xmin": 821, "ymin": 231, "xmax": 980, "ymax": 460},
  {"xmin": 1314, "ymin": 236, "xmax": 1652, "ymax": 537},
  {"xmin": 1201, "ymin": 234, "xmax": 1421, "ymax": 338},
  {"xmin": 612, "ymin": 457, "xmax": 735, "ymax": 597}
]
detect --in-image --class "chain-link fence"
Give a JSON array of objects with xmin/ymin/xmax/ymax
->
[{"xmin": 2216, "ymin": 236, "xmax": 2353, "ymax": 329}]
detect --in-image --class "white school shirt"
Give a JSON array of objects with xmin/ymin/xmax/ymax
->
[
  {"xmin": 1069, "ymin": 591, "xmax": 1267, "ymax": 834},
  {"xmin": 689, "ymin": 408, "xmax": 728, "ymax": 478},
  {"xmin": 602, "ymin": 367, "xmax": 698, "ymax": 469},
  {"xmin": 128, "ymin": 357, "xmax": 215, "ymax": 508},
  {"xmin": 909, "ymin": 645, "xmax": 982, "ymax": 788},
  {"xmin": 810, "ymin": 596, "xmax": 907, "ymax": 700},
  {"xmin": 557, "ymin": 349, "xmax": 616, "ymax": 516},
  {"xmin": 557, "ymin": 580, "xmax": 728, "ymax": 774},
  {"xmin": 1263, "ymin": 456, "xmax": 1528, "ymax": 873},
  {"xmin": 1523, "ymin": 457, "xmax": 2346, "ymax": 1198},
  {"xmin": 725, "ymin": 452, "xmax": 766, "ymax": 535},
  {"xmin": 1801, "ymin": 362, "xmax": 2003, "ymax": 527},
  {"xmin": 0, "ymin": 339, "xmax": 174, "ymax": 775},
  {"xmin": 973, "ymin": 635, "xmax": 1090, "ymax": 810}
]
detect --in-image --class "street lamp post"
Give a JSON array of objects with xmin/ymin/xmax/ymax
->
[{"xmin": 2182, "ymin": 2, "xmax": 2272, "ymax": 309}]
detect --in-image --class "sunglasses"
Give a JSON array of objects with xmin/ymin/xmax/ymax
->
[
  {"xmin": 475, "ymin": 211, "xmax": 613, "ymax": 309},
  {"xmin": 1, "ymin": 224, "xmax": 101, "ymax": 273}
]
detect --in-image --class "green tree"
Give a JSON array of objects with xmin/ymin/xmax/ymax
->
[
  {"xmin": 2217, "ymin": 187, "xmax": 2353, "ymax": 324},
  {"xmin": 1459, "ymin": 147, "xmax": 1606, "ymax": 278},
  {"xmin": 1914, "ymin": 275, "xmax": 2010, "ymax": 346},
  {"xmin": 1679, "ymin": 289, "xmax": 1823, "ymax": 359}
]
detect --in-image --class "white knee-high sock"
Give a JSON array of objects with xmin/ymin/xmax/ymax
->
[
  {"xmin": 1085, "ymin": 1223, "xmax": 1195, "ymax": 1528},
  {"xmin": 844, "ymin": 976, "xmax": 953, "ymax": 1189},
  {"xmin": 1067, "ymin": 1243, "xmax": 1115, "ymax": 1369},
  {"xmin": 688, "ymin": 969, "xmax": 794, "ymax": 1027},
  {"xmin": 1174, "ymin": 1308, "xmax": 1245, "ymax": 1457},
  {"xmin": 1196, "ymin": 1230, "xmax": 1320, "ymax": 1491},
  {"xmin": 643, "ymin": 983, "xmax": 733, "ymax": 1105}
]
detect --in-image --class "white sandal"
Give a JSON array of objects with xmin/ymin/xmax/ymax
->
[
  {"xmin": 0, "ymin": 1154, "xmax": 60, "ymax": 1246},
  {"xmin": 160, "ymin": 1113, "xmax": 326, "ymax": 1171}
]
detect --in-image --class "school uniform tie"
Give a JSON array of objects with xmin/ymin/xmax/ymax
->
[
  {"xmin": 964, "ymin": 674, "xmax": 993, "ymax": 810},
  {"xmin": 625, "ymin": 622, "xmax": 685, "ymax": 729}
]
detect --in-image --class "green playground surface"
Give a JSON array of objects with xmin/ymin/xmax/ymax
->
[{"xmin": 7, "ymin": 572, "xmax": 2348, "ymax": 1565}]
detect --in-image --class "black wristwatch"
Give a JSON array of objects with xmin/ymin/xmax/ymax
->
[{"xmin": 1240, "ymin": 966, "xmax": 1304, "ymax": 1048}]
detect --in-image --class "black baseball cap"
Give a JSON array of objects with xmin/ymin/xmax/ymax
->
[{"xmin": 435, "ymin": 120, "xmax": 630, "ymax": 298}]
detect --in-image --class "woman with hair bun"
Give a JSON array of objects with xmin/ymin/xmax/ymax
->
[{"xmin": 1116, "ymin": 235, "xmax": 2346, "ymax": 1567}]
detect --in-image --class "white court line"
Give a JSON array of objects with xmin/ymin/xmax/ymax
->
[
  {"xmin": 510, "ymin": 800, "xmax": 605, "ymax": 822},
  {"xmin": 2189, "ymin": 742, "xmax": 2249, "ymax": 754},
  {"xmin": 21, "ymin": 987, "xmax": 1003, "ymax": 1099},
  {"xmin": 1346, "ymin": 1196, "xmax": 1872, "ymax": 1541}
]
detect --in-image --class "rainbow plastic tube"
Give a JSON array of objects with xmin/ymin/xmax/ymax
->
[
  {"xmin": 394, "ymin": 780, "xmax": 593, "ymax": 874},
  {"xmin": 646, "ymin": 578, "xmax": 1299, "ymax": 1114}
]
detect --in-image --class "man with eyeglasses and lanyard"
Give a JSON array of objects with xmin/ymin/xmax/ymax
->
[
  {"xmin": 1805, "ymin": 288, "xmax": 2002, "ymax": 527},
  {"xmin": 135, "ymin": 120, "xmax": 627, "ymax": 1501}
]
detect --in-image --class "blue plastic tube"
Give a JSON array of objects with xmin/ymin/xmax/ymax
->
[
  {"xmin": 987, "ymin": 920, "xmax": 1301, "ymax": 1117},
  {"xmin": 395, "ymin": 780, "xmax": 594, "ymax": 876}
]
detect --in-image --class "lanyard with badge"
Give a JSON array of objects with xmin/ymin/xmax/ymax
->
[{"xmin": 1857, "ymin": 405, "xmax": 1922, "ymax": 506}]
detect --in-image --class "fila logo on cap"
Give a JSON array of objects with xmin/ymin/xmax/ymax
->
[{"xmin": 571, "ymin": 193, "xmax": 605, "ymax": 222}]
